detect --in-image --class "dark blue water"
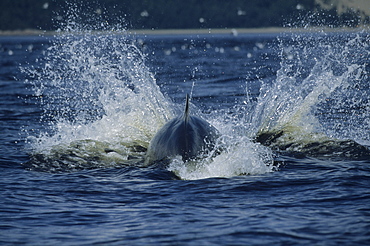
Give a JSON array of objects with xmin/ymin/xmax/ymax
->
[{"xmin": 1, "ymin": 30, "xmax": 370, "ymax": 245}]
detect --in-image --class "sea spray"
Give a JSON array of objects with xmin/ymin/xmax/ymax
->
[
  {"xmin": 25, "ymin": 25, "xmax": 279, "ymax": 175},
  {"xmin": 253, "ymin": 31, "xmax": 370, "ymax": 156},
  {"xmin": 24, "ymin": 14, "xmax": 175, "ymax": 171},
  {"xmin": 25, "ymin": 5, "xmax": 370, "ymax": 175},
  {"xmin": 23, "ymin": 3, "xmax": 280, "ymax": 176},
  {"xmin": 168, "ymin": 136, "xmax": 275, "ymax": 180}
]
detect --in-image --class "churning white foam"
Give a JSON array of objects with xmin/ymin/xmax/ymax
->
[{"xmin": 167, "ymin": 136, "xmax": 275, "ymax": 180}]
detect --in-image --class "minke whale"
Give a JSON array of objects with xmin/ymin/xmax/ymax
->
[{"xmin": 146, "ymin": 94, "xmax": 220, "ymax": 164}]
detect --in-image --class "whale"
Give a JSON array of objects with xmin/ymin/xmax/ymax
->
[{"xmin": 145, "ymin": 94, "xmax": 220, "ymax": 164}]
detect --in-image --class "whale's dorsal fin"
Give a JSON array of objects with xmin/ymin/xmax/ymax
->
[{"xmin": 184, "ymin": 94, "xmax": 190, "ymax": 123}]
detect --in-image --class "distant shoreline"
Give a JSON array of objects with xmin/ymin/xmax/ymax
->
[{"xmin": 0, "ymin": 26, "xmax": 369, "ymax": 36}]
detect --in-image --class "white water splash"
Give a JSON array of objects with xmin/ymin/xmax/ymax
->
[
  {"xmin": 26, "ymin": 17, "xmax": 174, "ymax": 166},
  {"xmin": 26, "ymin": 5, "xmax": 369, "ymax": 176},
  {"xmin": 24, "ymin": 6, "xmax": 278, "ymax": 176},
  {"xmin": 251, "ymin": 32, "xmax": 370, "ymax": 149},
  {"xmin": 168, "ymin": 136, "xmax": 275, "ymax": 180}
]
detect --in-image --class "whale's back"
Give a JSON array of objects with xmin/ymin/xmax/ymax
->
[{"xmin": 146, "ymin": 95, "xmax": 219, "ymax": 163}]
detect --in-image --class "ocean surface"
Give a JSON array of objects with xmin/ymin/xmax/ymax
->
[{"xmin": 1, "ymin": 29, "xmax": 370, "ymax": 245}]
